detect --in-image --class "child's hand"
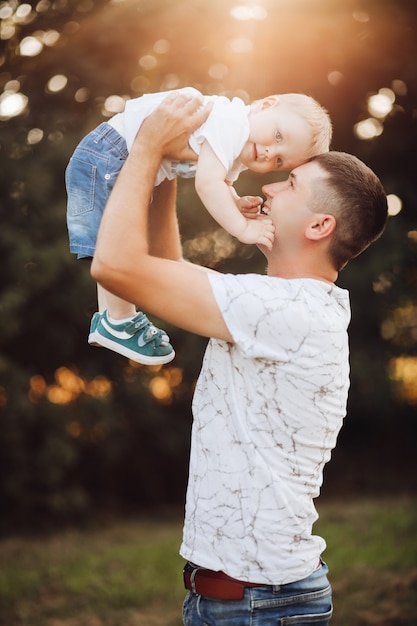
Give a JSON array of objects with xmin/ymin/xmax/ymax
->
[
  {"xmin": 236, "ymin": 195, "xmax": 264, "ymax": 219},
  {"xmin": 237, "ymin": 216, "xmax": 275, "ymax": 250}
]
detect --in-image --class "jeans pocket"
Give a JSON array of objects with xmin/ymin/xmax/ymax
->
[
  {"xmin": 280, "ymin": 606, "xmax": 333, "ymax": 625},
  {"xmin": 66, "ymin": 153, "xmax": 98, "ymax": 216}
]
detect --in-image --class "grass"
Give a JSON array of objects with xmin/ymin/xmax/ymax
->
[{"xmin": 0, "ymin": 497, "xmax": 416, "ymax": 625}]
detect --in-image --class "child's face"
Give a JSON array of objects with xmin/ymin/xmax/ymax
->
[{"xmin": 241, "ymin": 104, "xmax": 312, "ymax": 173}]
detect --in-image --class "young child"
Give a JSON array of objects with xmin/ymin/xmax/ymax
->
[{"xmin": 65, "ymin": 87, "xmax": 332, "ymax": 365}]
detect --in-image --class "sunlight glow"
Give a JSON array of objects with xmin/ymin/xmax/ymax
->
[
  {"xmin": 27, "ymin": 128, "xmax": 44, "ymax": 144},
  {"xmin": 131, "ymin": 75, "xmax": 151, "ymax": 93},
  {"xmin": 139, "ymin": 54, "xmax": 158, "ymax": 70},
  {"xmin": 373, "ymin": 273, "xmax": 392, "ymax": 294},
  {"xmin": 19, "ymin": 35, "xmax": 43, "ymax": 56},
  {"xmin": 389, "ymin": 356, "xmax": 417, "ymax": 405},
  {"xmin": 0, "ymin": 5, "xmax": 13, "ymax": 20},
  {"xmin": 43, "ymin": 29, "xmax": 60, "ymax": 46},
  {"xmin": 149, "ymin": 376, "xmax": 172, "ymax": 403},
  {"xmin": 354, "ymin": 117, "xmax": 383, "ymax": 140},
  {"xmin": 14, "ymin": 3, "xmax": 32, "ymax": 20},
  {"xmin": 148, "ymin": 366, "xmax": 183, "ymax": 404},
  {"xmin": 392, "ymin": 79, "xmax": 407, "ymax": 96},
  {"xmin": 0, "ymin": 91, "xmax": 28, "ymax": 120},
  {"xmin": 367, "ymin": 89, "xmax": 395, "ymax": 119},
  {"xmin": 29, "ymin": 367, "xmax": 112, "ymax": 405},
  {"xmin": 183, "ymin": 229, "xmax": 238, "ymax": 266},
  {"xmin": 381, "ymin": 303, "xmax": 417, "ymax": 345},
  {"xmin": 0, "ymin": 23, "xmax": 15, "ymax": 39},
  {"xmin": 102, "ymin": 94, "xmax": 126, "ymax": 116},
  {"xmin": 75, "ymin": 87, "xmax": 89, "ymax": 102},
  {"xmin": 327, "ymin": 71, "xmax": 344, "ymax": 86},
  {"xmin": 47, "ymin": 74, "xmax": 68, "ymax": 93},
  {"xmin": 208, "ymin": 63, "xmax": 229, "ymax": 80},
  {"xmin": 227, "ymin": 38, "xmax": 253, "ymax": 54},
  {"xmin": 153, "ymin": 39, "xmax": 170, "ymax": 54},
  {"xmin": 352, "ymin": 10, "xmax": 370, "ymax": 23},
  {"xmin": 230, "ymin": 4, "xmax": 267, "ymax": 21},
  {"xmin": 1, "ymin": 1, "xmax": 35, "ymax": 40},
  {"xmin": 36, "ymin": 0, "xmax": 51, "ymax": 12},
  {"xmin": 159, "ymin": 73, "xmax": 180, "ymax": 91},
  {"xmin": 355, "ymin": 85, "xmax": 398, "ymax": 141},
  {"xmin": 387, "ymin": 194, "xmax": 402, "ymax": 217}
]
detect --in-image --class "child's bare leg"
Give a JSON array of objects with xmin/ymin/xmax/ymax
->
[{"xmin": 97, "ymin": 283, "xmax": 136, "ymax": 319}]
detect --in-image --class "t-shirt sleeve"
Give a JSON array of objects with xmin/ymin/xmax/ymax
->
[
  {"xmin": 207, "ymin": 273, "xmax": 351, "ymax": 361},
  {"xmin": 208, "ymin": 273, "xmax": 300, "ymax": 359}
]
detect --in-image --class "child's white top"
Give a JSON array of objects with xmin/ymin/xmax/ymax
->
[{"xmin": 108, "ymin": 87, "xmax": 250, "ymax": 186}]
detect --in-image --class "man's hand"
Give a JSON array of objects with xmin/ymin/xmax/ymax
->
[{"xmin": 137, "ymin": 92, "xmax": 213, "ymax": 160}]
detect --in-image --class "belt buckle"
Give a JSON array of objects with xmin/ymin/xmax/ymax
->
[
  {"xmin": 189, "ymin": 565, "xmax": 200, "ymax": 594},
  {"xmin": 183, "ymin": 563, "xmax": 246, "ymax": 600},
  {"xmin": 183, "ymin": 563, "xmax": 201, "ymax": 594}
]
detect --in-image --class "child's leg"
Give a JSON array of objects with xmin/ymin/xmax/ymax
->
[
  {"xmin": 90, "ymin": 283, "xmax": 175, "ymax": 366},
  {"xmin": 96, "ymin": 283, "xmax": 136, "ymax": 319},
  {"xmin": 65, "ymin": 123, "xmax": 174, "ymax": 366}
]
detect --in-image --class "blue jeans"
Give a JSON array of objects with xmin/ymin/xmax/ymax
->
[
  {"xmin": 65, "ymin": 122, "xmax": 128, "ymax": 259},
  {"xmin": 182, "ymin": 562, "xmax": 332, "ymax": 626}
]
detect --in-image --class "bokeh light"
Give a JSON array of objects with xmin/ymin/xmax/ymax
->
[
  {"xmin": 46, "ymin": 74, "xmax": 68, "ymax": 93},
  {"xmin": 102, "ymin": 94, "xmax": 126, "ymax": 116},
  {"xmin": 19, "ymin": 35, "xmax": 43, "ymax": 56},
  {"xmin": 27, "ymin": 128, "xmax": 44, "ymax": 144},
  {"xmin": 387, "ymin": 194, "xmax": 402, "ymax": 217},
  {"xmin": 0, "ymin": 91, "xmax": 28, "ymax": 120},
  {"xmin": 230, "ymin": 4, "xmax": 267, "ymax": 20},
  {"xmin": 227, "ymin": 37, "xmax": 253, "ymax": 54},
  {"xmin": 367, "ymin": 89, "xmax": 395, "ymax": 119},
  {"xmin": 354, "ymin": 117, "xmax": 383, "ymax": 140}
]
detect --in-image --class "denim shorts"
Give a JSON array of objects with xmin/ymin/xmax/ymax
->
[
  {"xmin": 65, "ymin": 122, "xmax": 128, "ymax": 259},
  {"xmin": 183, "ymin": 561, "xmax": 333, "ymax": 626}
]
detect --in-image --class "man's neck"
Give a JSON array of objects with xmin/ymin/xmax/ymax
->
[{"xmin": 266, "ymin": 259, "xmax": 338, "ymax": 285}]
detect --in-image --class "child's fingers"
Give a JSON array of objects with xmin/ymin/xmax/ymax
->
[
  {"xmin": 258, "ymin": 217, "xmax": 275, "ymax": 250},
  {"xmin": 241, "ymin": 195, "xmax": 263, "ymax": 207}
]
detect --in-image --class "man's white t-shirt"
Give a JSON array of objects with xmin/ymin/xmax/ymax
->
[
  {"xmin": 108, "ymin": 87, "xmax": 250, "ymax": 185},
  {"xmin": 180, "ymin": 273, "xmax": 351, "ymax": 585}
]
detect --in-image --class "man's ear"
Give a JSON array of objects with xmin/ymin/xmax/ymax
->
[
  {"xmin": 306, "ymin": 214, "xmax": 336, "ymax": 241},
  {"xmin": 260, "ymin": 95, "xmax": 280, "ymax": 109}
]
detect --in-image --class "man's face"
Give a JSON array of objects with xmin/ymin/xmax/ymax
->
[
  {"xmin": 261, "ymin": 161, "xmax": 326, "ymax": 246},
  {"xmin": 239, "ymin": 105, "xmax": 312, "ymax": 173}
]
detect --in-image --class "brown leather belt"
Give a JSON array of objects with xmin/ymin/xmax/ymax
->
[{"xmin": 183, "ymin": 562, "xmax": 266, "ymax": 600}]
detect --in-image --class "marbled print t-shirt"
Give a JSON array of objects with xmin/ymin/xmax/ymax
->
[{"xmin": 180, "ymin": 273, "xmax": 351, "ymax": 585}]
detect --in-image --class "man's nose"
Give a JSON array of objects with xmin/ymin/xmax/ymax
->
[{"xmin": 262, "ymin": 182, "xmax": 276, "ymax": 195}]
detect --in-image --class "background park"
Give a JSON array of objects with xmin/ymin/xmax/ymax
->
[{"xmin": 0, "ymin": 0, "xmax": 416, "ymax": 623}]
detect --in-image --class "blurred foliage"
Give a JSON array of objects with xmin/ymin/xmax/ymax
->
[{"xmin": 0, "ymin": 0, "xmax": 416, "ymax": 527}]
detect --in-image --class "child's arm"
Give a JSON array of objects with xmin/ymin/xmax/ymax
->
[
  {"xmin": 232, "ymin": 190, "xmax": 265, "ymax": 219},
  {"xmin": 195, "ymin": 141, "xmax": 274, "ymax": 250}
]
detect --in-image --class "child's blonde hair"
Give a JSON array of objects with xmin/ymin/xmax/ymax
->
[{"xmin": 275, "ymin": 93, "xmax": 332, "ymax": 156}]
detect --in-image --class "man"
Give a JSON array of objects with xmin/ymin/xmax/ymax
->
[{"xmin": 92, "ymin": 92, "xmax": 388, "ymax": 625}]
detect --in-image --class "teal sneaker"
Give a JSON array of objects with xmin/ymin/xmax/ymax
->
[
  {"xmin": 88, "ymin": 310, "xmax": 175, "ymax": 365},
  {"xmin": 88, "ymin": 312, "xmax": 102, "ymax": 347}
]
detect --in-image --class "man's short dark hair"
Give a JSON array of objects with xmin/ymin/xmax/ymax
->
[{"xmin": 309, "ymin": 152, "xmax": 388, "ymax": 270}]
